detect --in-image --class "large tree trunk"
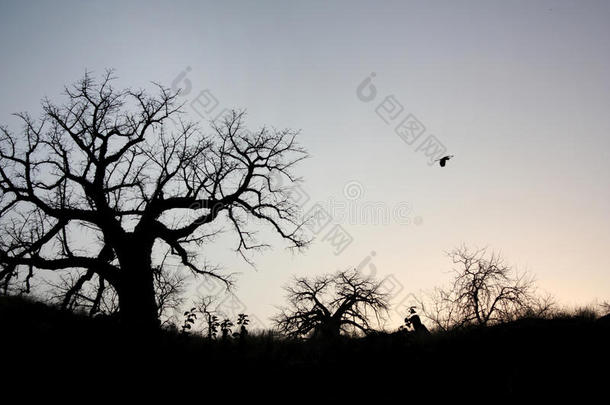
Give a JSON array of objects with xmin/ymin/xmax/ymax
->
[
  {"xmin": 116, "ymin": 242, "xmax": 159, "ymax": 331},
  {"xmin": 118, "ymin": 270, "xmax": 159, "ymax": 330},
  {"xmin": 316, "ymin": 317, "xmax": 342, "ymax": 339}
]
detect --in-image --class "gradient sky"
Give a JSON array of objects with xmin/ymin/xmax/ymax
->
[{"xmin": 1, "ymin": 0, "xmax": 609, "ymax": 328}]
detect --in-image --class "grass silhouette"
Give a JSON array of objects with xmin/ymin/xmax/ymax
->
[{"xmin": 2, "ymin": 294, "xmax": 609, "ymax": 395}]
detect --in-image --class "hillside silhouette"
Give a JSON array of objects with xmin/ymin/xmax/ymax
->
[{"xmin": 3, "ymin": 294, "xmax": 609, "ymax": 395}]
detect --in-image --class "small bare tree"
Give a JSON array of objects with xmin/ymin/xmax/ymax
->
[
  {"xmin": 274, "ymin": 269, "xmax": 390, "ymax": 338},
  {"xmin": 196, "ymin": 295, "xmax": 220, "ymax": 339},
  {"xmin": 419, "ymin": 246, "xmax": 553, "ymax": 330}
]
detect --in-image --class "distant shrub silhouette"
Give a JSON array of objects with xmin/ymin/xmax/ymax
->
[
  {"xmin": 220, "ymin": 319, "xmax": 234, "ymax": 340},
  {"xmin": 235, "ymin": 313, "xmax": 249, "ymax": 340},
  {"xmin": 600, "ymin": 301, "xmax": 610, "ymax": 316},
  {"xmin": 181, "ymin": 307, "xmax": 197, "ymax": 334},
  {"xmin": 404, "ymin": 307, "xmax": 430, "ymax": 336}
]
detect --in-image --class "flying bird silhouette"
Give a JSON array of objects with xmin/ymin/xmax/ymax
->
[{"xmin": 435, "ymin": 155, "xmax": 454, "ymax": 167}]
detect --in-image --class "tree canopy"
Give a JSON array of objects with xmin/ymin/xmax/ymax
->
[{"xmin": 0, "ymin": 71, "xmax": 309, "ymax": 328}]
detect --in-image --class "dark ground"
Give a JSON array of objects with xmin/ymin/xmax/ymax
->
[{"xmin": 2, "ymin": 295, "xmax": 608, "ymax": 397}]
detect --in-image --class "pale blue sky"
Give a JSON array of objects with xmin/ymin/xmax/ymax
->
[{"xmin": 1, "ymin": 0, "xmax": 609, "ymax": 328}]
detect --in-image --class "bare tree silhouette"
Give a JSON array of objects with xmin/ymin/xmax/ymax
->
[
  {"xmin": 196, "ymin": 295, "xmax": 220, "ymax": 339},
  {"xmin": 0, "ymin": 70, "xmax": 309, "ymax": 330},
  {"xmin": 418, "ymin": 246, "xmax": 554, "ymax": 330},
  {"xmin": 274, "ymin": 269, "xmax": 390, "ymax": 338}
]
